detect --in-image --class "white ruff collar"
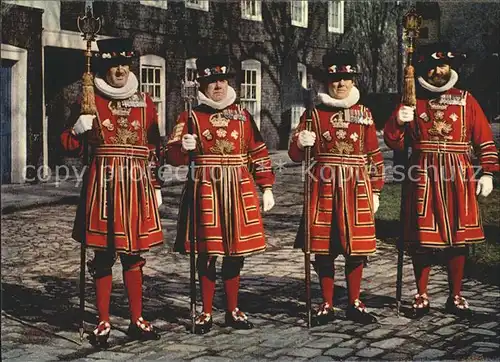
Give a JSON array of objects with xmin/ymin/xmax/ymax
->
[
  {"xmin": 198, "ymin": 86, "xmax": 237, "ymax": 110},
  {"xmin": 418, "ymin": 70, "xmax": 458, "ymax": 93},
  {"xmin": 94, "ymin": 72, "xmax": 139, "ymax": 100},
  {"xmin": 318, "ymin": 86, "xmax": 360, "ymax": 109}
]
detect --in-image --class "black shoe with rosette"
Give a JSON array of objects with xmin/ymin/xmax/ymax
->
[
  {"xmin": 194, "ymin": 312, "xmax": 213, "ymax": 334},
  {"xmin": 225, "ymin": 308, "xmax": 254, "ymax": 330},
  {"xmin": 312, "ymin": 302, "xmax": 335, "ymax": 326},
  {"xmin": 345, "ymin": 299, "xmax": 377, "ymax": 325},
  {"xmin": 409, "ymin": 293, "xmax": 431, "ymax": 319},
  {"xmin": 88, "ymin": 321, "xmax": 111, "ymax": 348},
  {"xmin": 445, "ymin": 295, "xmax": 472, "ymax": 318},
  {"xmin": 127, "ymin": 317, "xmax": 161, "ymax": 341}
]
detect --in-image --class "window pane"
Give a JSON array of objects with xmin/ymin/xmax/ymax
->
[
  {"xmin": 155, "ymin": 85, "xmax": 160, "ymax": 97},
  {"xmin": 330, "ymin": 1, "xmax": 340, "ymax": 29},
  {"xmin": 155, "ymin": 69, "xmax": 160, "ymax": 82},
  {"xmin": 334, "ymin": 2, "xmax": 339, "ymax": 28},
  {"xmin": 142, "ymin": 68, "xmax": 147, "ymax": 83},
  {"xmin": 147, "ymin": 68, "xmax": 153, "ymax": 82}
]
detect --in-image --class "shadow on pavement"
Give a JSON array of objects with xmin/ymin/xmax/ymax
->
[{"xmin": 1, "ymin": 270, "xmax": 429, "ymax": 334}]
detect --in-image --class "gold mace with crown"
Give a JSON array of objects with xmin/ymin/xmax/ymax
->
[
  {"xmin": 75, "ymin": 2, "xmax": 101, "ymax": 342},
  {"xmin": 77, "ymin": 4, "xmax": 101, "ymax": 115},
  {"xmin": 402, "ymin": 7, "xmax": 422, "ymax": 107}
]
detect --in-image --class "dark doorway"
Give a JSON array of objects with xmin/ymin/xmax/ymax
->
[
  {"xmin": 44, "ymin": 46, "xmax": 85, "ymax": 168},
  {"xmin": 0, "ymin": 65, "xmax": 12, "ymax": 184}
]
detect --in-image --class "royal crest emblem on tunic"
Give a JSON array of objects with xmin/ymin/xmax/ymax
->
[
  {"xmin": 428, "ymin": 120, "xmax": 453, "ymax": 140},
  {"xmin": 210, "ymin": 139, "xmax": 235, "ymax": 155},
  {"xmin": 209, "ymin": 113, "xmax": 230, "ymax": 128},
  {"xmin": 108, "ymin": 101, "xmax": 132, "ymax": 116},
  {"xmin": 330, "ymin": 111, "xmax": 349, "ymax": 129},
  {"xmin": 110, "ymin": 127, "xmax": 139, "ymax": 145},
  {"xmin": 330, "ymin": 140, "xmax": 354, "ymax": 155}
]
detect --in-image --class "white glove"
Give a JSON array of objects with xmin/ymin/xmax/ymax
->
[
  {"xmin": 262, "ymin": 189, "xmax": 275, "ymax": 212},
  {"xmin": 397, "ymin": 106, "xmax": 414, "ymax": 125},
  {"xmin": 297, "ymin": 130, "xmax": 316, "ymax": 150},
  {"xmin": 372, "ymin": 193, "xmax": 380, "ymax": 214},
  {"xmin": 476, "ymin": 175, "xmax": 493, "ymax": 197},
  {"xmin": 181, "ymin": 134, "xmax": 197, "ymax": 151},
  {"xmin": 73, "ymin": 114, "xmax": 96, "ymax": 135},
  {"xmin": 155, "ymin": 189, "xmax": 163, "ymax": 207}
]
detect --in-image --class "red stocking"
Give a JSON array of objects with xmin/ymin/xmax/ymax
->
[
  {"xmin": 224, "ymin": 276, "xmax": 240, "ymax": 312},
  {"xmin": 201, "ymin": 275, "xmax": 216, "ymax": 314},
  {"xmin": 412, "ymin": 257, "xmax": 431, "ymax": 295},
  {"xmin": 123, "ymin": 268, "xmax": 143, "ymax": 323},
  {"xmin": 345, "ymin": 262, "xmax": 363, "ymax": 305},
  {"xmin": 320, "ymin": 277, "xmax": 334, "ymax": 306},
  {"xmin": 95, "ymin": 275, "xmax": 112, "ymax": 322},
  {"xmin": 448, "ymin": 254, "xmax": 465, "ymax": 296}
]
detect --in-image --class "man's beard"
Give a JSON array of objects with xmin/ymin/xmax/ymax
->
[{"xmin": 427, "ymin": 71, "xmax": 451, "ymax": 86}]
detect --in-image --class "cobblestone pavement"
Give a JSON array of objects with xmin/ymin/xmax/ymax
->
[{"xmin": 2, "ymin": 166, "xmax": 500, "ymax": 361}]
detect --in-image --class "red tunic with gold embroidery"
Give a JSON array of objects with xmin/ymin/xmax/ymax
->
[
  {"xmin": 289, "ymin": 103, "xmax": 384, "ymax": 256},
  {"xmin": 166, "ymin": 103, "xmax": 275, "ymax": 256},
  {"xmin": 384, "ymin": 88, "xmax": 499, "ymax": 248},
  {"xmin": 60, "ymin": 92, "xmax": 164, "ymax": 253}
]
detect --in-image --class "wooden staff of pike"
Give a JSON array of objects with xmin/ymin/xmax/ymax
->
[
  {"xmin": 396, "ymin": 7, "xmax": 422, "ymax": 317},
  {"xmin": 303, "ymin": 77, "xmax": 315, "ymax": 328},
  {"xmin": 76, "ymin": 5, "xmax": 101, "ymax": 341},
  {"xmin": 182, "ymin": 72, "xmax": 198, "ymax": 334}
]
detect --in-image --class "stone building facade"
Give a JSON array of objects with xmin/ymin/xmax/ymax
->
[{"xmin": 1, "ymin": 0, "xmax": 347, "ymax": 182}]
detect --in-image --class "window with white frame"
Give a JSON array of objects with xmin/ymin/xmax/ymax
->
[
  {"xmin": 140, "ymin": 55, "xmax": 166, "ymax": 136},
  {"xmin": 241, "ymin": 59, "xmax": 262, "ymax": 129},
  {"xmin": 291, "ymin": 63, "xmax": 307, "ymax": 134},
  {"xmin": 241, "ymin": 0, "xmax": 262, "ymax": 21},
  {"xmin": 140, "ymin": 0, "xmax": 168, "ymax": 9},
  {"xmin": 328, "ymin": 1, "xmax": 344, "ymax": 34},
  {"xmin": 185, "ymin": 0, "xmax": 209, "ymax": 11},
  {"xmin": 291, "ymin": 1, "xmax": 308, "ymax": 28}
]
